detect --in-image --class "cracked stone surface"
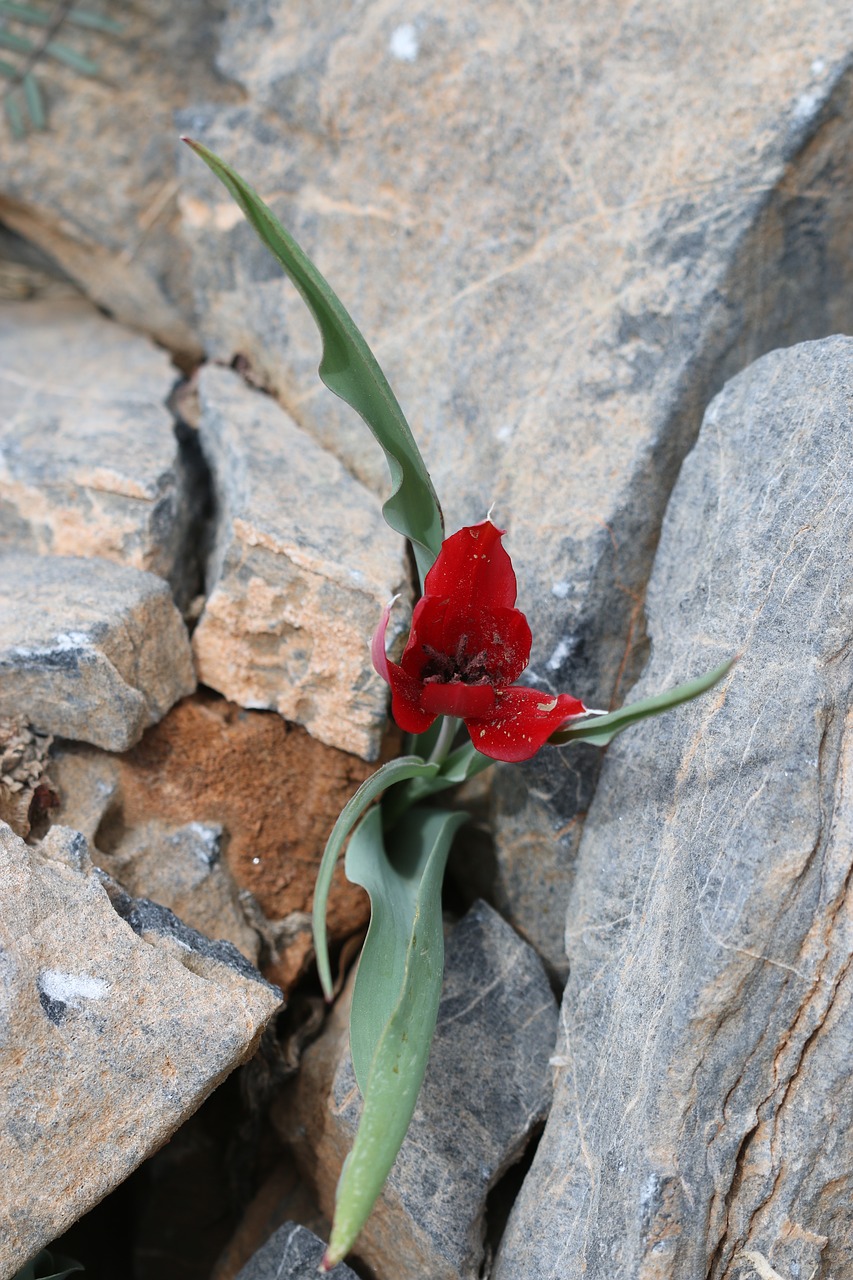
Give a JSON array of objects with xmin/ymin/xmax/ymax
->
[
  {"xmin": 176, "ymin": 0, "xmax": 853, "ymax": 974},
  {"xmin": 0, "ymin": 822, "xmax": 282, "ymax": 1278},
  {"xmin": 275, "ymin": 900, "xmax": 557, "ymax": 1280},
  {"xmin": 192, "ymin": 366, "xmax": 408, "ymax": 760},
  {"xmin": 494, "ymin": 338, "xmax": 853, "ymax": 1279},
  {"xmin": 0, "ymin": 300, "xmax": 202, "ymax": 605},
  {"xmin": 0, "ymin": 554, "xmax": 196, "ymax": 751},
  {"xmin": 48, "ymin": 692, "xmax": 374, "ymax": 993},
  {"xmin": 233, "ymin": 1222, "xmax": 357, "ymax": 1280}
]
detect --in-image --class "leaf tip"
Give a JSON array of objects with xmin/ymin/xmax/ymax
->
[{"xmin": 319, "ymin": 1248, "xmax": 338, "ymax": 1272}]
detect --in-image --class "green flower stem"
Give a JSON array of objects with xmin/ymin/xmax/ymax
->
[{"xmin": 426, "ymin": 715, "xmax": 459, "ymax": 765}]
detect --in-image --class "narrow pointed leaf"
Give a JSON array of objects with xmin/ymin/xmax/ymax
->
[
  {"xmin": 549, "ymin": 656, "xmax": 736, "ymax": 747},
  {"xmin": 0, "ymin": 2, "xmax": 52, "ymax": 24},
  {"xmin": 327, "ymin": 804, "xmax": 467, "ymax": 1267},
  {"xmin": 0, "ymin": 57, "xmax": 19, "ymax": 78},
  {"xmin": 4, "ymin": 93, "xmax": 25, "ymax": 138},
  {"xmin": 312, "ymin": 756, "xmax": 439, "ymax": 1000},
  {"xmin": 0, "ymin": 30, "xmax": 35, "ymax": 53},
  {"xmin": 22, "ymin": 71, "xmax": 44, "ymax": 128},
  {"xmin": 66, "ymin": 10, "xmax": 122, "ymax": 32},
  {"xmin": 43, "ymin": 40, "xmax": 98, "ymax": 74},
  {"xmin": 181, "ymin": 138, "xmax": 444, "ymax": 586}
]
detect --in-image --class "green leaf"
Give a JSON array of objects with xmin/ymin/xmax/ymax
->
[
  {"xmin": 181, "ymin": 138, "xmax": 444, "ymax": 587},
  {"xmin": 549, "ymin": 656, "xmax": 736, "ymax": 747},
  {"xmin": 312, "ymin": 756, "xmax": 439, "ymax": 1000},
  {"xmin": 382, "ymin": 733, "xmax": 494, "ymax": 829},
  {"xmin": 327, "ymin": 804, "xmax": 467, "ymax": 1267},
  {"xmin": 0, "ymin": 29, "xmax": 35, "ymax": 53},
  {"xmin": 66, "ymin": 9, "xmax": 122, "ymax": 32},
  {"xmin": 0, "ymin": 2, "xmax": 52, "ymax": 25},
  {"xmin": 43, "ymin": 39, "xmax": 97, "ymax": 74},
  {"xmin": 0, "ymin": 57, "xmax": 19, "ymax": 78},
  {"xmin": 22, "ymin": 70, "xmax": 44, "ymax": 127},
  {"xmin": 4, "ymin": 92, "xmax": 25, "ymax": 138},
  {"xmin": 13, "ymin": 1250, "xmax": 84, "ymax": 1280}
]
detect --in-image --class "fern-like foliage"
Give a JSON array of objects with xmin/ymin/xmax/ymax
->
[{"xmin": 0, "ymin": 0, "xmax": 121, "ymax": 139}]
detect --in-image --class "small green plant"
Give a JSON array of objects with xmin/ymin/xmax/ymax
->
[
  {"xmin": 12, "ymin": 1248, "xmax": 83, "ymax": 1280},
  {"xmin": 0, "ymin": 1, "xmax": 121, "ymax": 139},
  {"xmin": 184, "ymin": 138, "xmax": 735, "ymax": 1269}
]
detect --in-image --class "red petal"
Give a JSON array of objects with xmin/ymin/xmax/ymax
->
[
  {"xmin": 420, "ymin": 682, "xmax": 497, "ymax": 719},
  {"xmin": 423, "ymin": 520, "xmax": 518, "ymax": 612},
  {"xmin": 400, "ymin": 595, "xmax": 531, "ymax": 686},
  {"xmin": 466, "ymin": 688, "xmax": 587, "ymax": 763},
  {"xmin": 371, "ymin": 597, "xmax": 398, "ymax": 682},
  {"xmin": 386, "ymin": 660, "xmax": 437, "ymax": 734}
]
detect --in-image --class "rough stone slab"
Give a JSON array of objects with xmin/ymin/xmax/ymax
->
[
  {"xmin": 192, "ymin": 366, "xmax": 408, "ymax": 760},
  {"xmin": 0, "ymin": 2, "xmax": 244, "ymax": 357},
  {"xmin": 234, "ymin": 1223, "xmax": 356, "ymax": 1280},
  {"xmin": 0, "ymin": 822, "xmax": 282, "ymax": 1278},
  {"xmin": 494, "ymin": 338, "xmax": 853, "ymax": 1279},
  {"xmin": 48, "ymin": 693, "xmax": 373, "ymax": 995},
  {"xmin": 177, "ymin": 1, "xmax": 853, "ymax": 974},
  {"xmin": 276, "ymin": 899, "xmax": 557, "ymax": 1280},
  {"xmin": 0, "ymin": 300, "xmax": 200, "ymax": 603},
  {"xmin": 0, "ymin": 554, "xmax": 195, "ymax": 751}
]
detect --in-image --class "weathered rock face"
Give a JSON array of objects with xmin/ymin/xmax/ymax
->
[
  {"xmin": 0, "ymin": 1, "xmax": 240, "ymax": 357},
  {"xmin": 0, "ymin": 300, "xmax": 201, "ymax": 604},
  {"xmin": 192, "ymin": 366, "xmax": 408, "ymax": 760},
  {"xmin": 494, "ymin": 339, "xmax": 853, "ymax": 1278},
  {"xmin": 276, "ymin": 900, "xmax": 557, "ymax": 1280},
  {"xmin": 0, "ymin": 554, "xmax": 196, "ymax": 752},
  {"xmin": 50, "ymin": 691, "xmax": 374, "ymax": 994},
  {"xmin": 233, "ymin": 1222, "xmax": 357, "ymax": 1280},
  {"xmin": 0, "ymin": 822, "xmax": 282, "ymax": 1278},
  {"xmin": 176, "ymin": 0, "xmax": 853, "ymax": 973}
]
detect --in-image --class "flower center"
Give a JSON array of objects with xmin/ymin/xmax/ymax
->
[{"xmin": 420, "ymin": 635, "xmax": 492, "ymax": 686}]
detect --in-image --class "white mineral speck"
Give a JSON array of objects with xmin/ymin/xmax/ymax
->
[
  {"xmin": 546, "ymin": 637, "xmax": 572, "ymax": 670},
  {"xmin": 40, "ymin": 970, "xmax": 109, "ymax": 1008},
  {"xmin": 389, "ymin": 23, "xmax": 419, "ymax": 62}
]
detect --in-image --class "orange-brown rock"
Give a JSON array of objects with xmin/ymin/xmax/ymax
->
[{"xmin": 53, "ymin": 690, "xmax": 376, "ymax": 994}]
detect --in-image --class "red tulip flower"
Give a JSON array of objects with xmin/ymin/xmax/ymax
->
[{"xmin": 372, "ymin": 520, "xmax": 588, "ymax": 763}]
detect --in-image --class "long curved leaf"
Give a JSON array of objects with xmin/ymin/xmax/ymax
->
[
  {"xmin": 549, "ymin": 656, "xmax": 736, "ymax": 747},
  {"xmin": 182, "ymin": 138, "xmax": 444, "ymax": 587},
  {"xmin": 312, "ymin": 756, "xmax": 439, "ymax": 999},
  {"xmin": 325, "ymin": 804, "xmax": 467, "ymax": 1268}
]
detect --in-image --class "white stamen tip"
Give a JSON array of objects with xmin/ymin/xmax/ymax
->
[{"xmin": 486, "ymin": 501, "xmax": 497, "ymax": 522}]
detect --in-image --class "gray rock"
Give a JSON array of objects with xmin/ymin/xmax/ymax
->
[
  {"xmin": 0, "ymin": 300, "xmax": 201, "ymax": 605},
  {"xmin": 276, "ymin": 899, "xmax": 557, "ymax": 1280},
  {"xmin": 176, "ymin": 1, "xmax": 853, "ymax": 973},
  {"xmin": 0, "ymin": 2, "xmax": 240, "ymax": 357},
  {"xmin": 192, "ymin": 365, "xmax": 408, "ymax": 760},
  {"xmin": 0, "ymin": 822, "xmax": 282, "ymax": 1278},
  {"xmin": 494, "ymin": 338, "xmax": 853, "ymax": 1278},
  {"xmin": 0, "ymin": 554, "xmax": 195, "ymax": 751},
  {"xmin": 234, "ymin": 1222, "xmax": 357, "ymax": 1280}
]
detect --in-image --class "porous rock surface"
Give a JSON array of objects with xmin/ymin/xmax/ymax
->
[
  {"xmin": 176, "ymin": 0, "xmax": 853, "ymax": 973},
  {"xmin": 276, "ymin": 900, "xmax": 557, "ymax": 1280},
  {"xmin": 0, "ymin": 554, "xmax": 195, "ymax": 752},
  {"xmin": 0, "ymin": 822, "xmax": 282, "ymax": 1278},
  {"xmin": 494, "ymin": 339, "xmax": 853, "ymax": 1278},
  {"xmin": 49, "ymin": 691, "xmax": 374, "ymax": 993},
  {"xmin": 192, "ymin": 366, "xmax": 408, "ymax": 760},
  {"xmin": 0, "ymin": 300, "xmax": 199, "ymax": 603}
]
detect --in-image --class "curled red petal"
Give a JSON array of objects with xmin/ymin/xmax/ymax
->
[
  {"xmin": 386, "ymin": 660, "xmax": 437, "ymax": 734},
  {"xmin": 466, "ymin": 688, "xmax": 587, "ymax": 763},
  {"xmin": 420, "ymin": 681, "xmax": 497, "ymax": 719},
  {"xmin": 422, "ymin": 520, "xmax": 518, "ymax": 612},
  {"xmin": 371, "ymin": 597, "xmax": 398, "ymax": 682}
]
